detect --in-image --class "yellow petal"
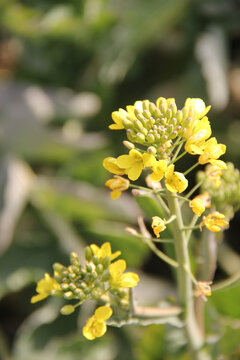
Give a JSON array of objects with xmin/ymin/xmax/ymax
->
[
  {"xmin": 95, "ymin": 306, "xmax": 112, "ymax": 321},
  {"xmin": 116, "ymin": 155, "xmax": 134, "ymax": 169},
  {"xmin": 103, "ymin": 157, "xmax": 125, "ymax": 175},
  {"xmin": 119, "ymin": 272, "xmax": 139, "ymax": 288},
  {"xmin": 128, "ymin": 163, "xmax": 143, "ymax": 181},
  {"xmin": 111, "ymin": 190, "xmax": 122, "ymax": 199},
  {"xmin": 109, "ymin": 259, "xmax": 126, "ymax": 277},
  {"xmin": 31, "ymin": 293, "xmax": 48, "ymax": 304}
]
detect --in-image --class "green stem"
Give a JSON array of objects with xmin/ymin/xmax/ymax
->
[
  {"xmin": 186, "ymin": 215, "xmax": 200, "ymax": 244},
  {"xmin": 212, "ymin": 270, "xmax": 240, "ymax": 292},
  {"xmin": 155, "ymin": 193, "xmax": 170, "ymax": 215},
  {"xmin": 185, "ymin": 180, "xmax": 204, "ymax": 200},
  {"xmin": 167, "ymin": 191, "xmax": 206, "ymax": 359},
  {"xmin": 184, "ymin": 162, "xmax": 199, "ymax": 176},
  {"xmin": 143, "ymin": 237, "xmax": 179, "ymax": 268},
  {"xmin": 170, "ymin": 150, "xmax": 187, "ymax": 165}
]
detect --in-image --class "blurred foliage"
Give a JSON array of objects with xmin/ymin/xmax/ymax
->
[{"xmin": 0, "ymin": 0, "xmax": 240, "ymax": 359}]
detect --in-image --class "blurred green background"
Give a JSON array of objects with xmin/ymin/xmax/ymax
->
[{"xmin": 0, "ymin": 0, "xmax": 240, "ymax": 359}]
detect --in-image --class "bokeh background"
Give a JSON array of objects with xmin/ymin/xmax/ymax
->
[{"xmin": 0, "ymin": 0, "xmax": 240, "ymax": 359}]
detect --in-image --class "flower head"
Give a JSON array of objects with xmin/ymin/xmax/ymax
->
[
  {"xmin": 198, "ymin": 138, "xmax": 226, "ymax": 166},
  {"xmin": 184, "ymin": 98, "xmax": 211, "ymax": 120},
  {"xmin": 83, "ymin": 306, "xmax": 112, "ymax": 340},
  {"xmin": 185, "ymin": 117, "xmax": 212, "ymax": 155},
  {"xmin": 165, "ymin": 164, "xmax": 188, "ymax": 193},
  {"xmin": 149, "ymin": 160, "xmax": 167, "ymax": 182},
  {"xmin": 151, "ymin": 216, "xmax": 167, "ymax": 238},
  {"xmin": 31, "ymin": 273, "xmax": 61, "ymax": 303},
  {"xmin": 116, "ymin": 149, "xmax": 156, "ymax": 181},
  {"xmin": 90, "ymin": 242, "xmax": 121, "ymax": 262},
  {"xmin": 189, "ymin": 192, "xmax": 211, "ymax": 216},
  {"xmin": 195, "ymin": 281, "xmax": 212, "ymax": 301},
  {"xmin": 201, "ymin": 211, "xmax": 228, "ymax": 232},
  {"xmin": 103, "ymin": 157, "xmax": 126, "ymax": 175},
  {"xmin": 105, "ymin": 176, "xmax": 129, "ymax": 199},
  {"xmin": 109, "ymin": 259, "xmax": 139, "ymax": 289}
]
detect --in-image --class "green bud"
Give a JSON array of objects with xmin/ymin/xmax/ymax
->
[
  {"xmin": 146, "ymin": 133, "xmax": 155, "ymax": 144},
  {"xmin": 126, "ymin": 129, "xmax": 137, "ymax": 142},
  {"xmin": 70, "ymin": 252, "xmax": 79, "ymax": 266},
  {"xmin": 158, "ymin": 100, "xmax": 167, "ymax": 115},
  {"xmin": 86, "ymin": 264, "xmax": 92, "ymax": 273},
  {"xmin": 91, "ymin": 290, "xmax": 100, "ymax": 299},
  {"xmin": 94, "ymin": 280, "xmax": 101, "ymax": 287},
  {"xmin": 169, "ymin": 102, "xmax": 177, "ymax": 116},
  {"xmin": 182, "ymin": 106, "xmax": 189, "ymax": 120},
  {"xmin": 92, "ymin": 255, "xmax": 99, "ymax": 266},
  {"xmin": 84, "ymin": 247, "xmax": 93, "ymax": 262},
  {"xmin": 80, "ymin": 282, "xmax": 87, "ymax": 290},
  {"xmin": 149, "ymin": 102, "xmax": 157, "ymax": 115},
  {"xmin": 69, "ymin": 282, "xmax": 76, "ymax": 291},
  {"xmin": 123, "ymin": 140, "xmax": 135, "ymax": 150},
  {"xmin": 166, "ymin": 108, "xmax": 172, "ymax": 120},
  {"xmin": 96, "ymin": 264, "xmax": 103, "ymax": 275},
  {"xmin": 102, "ymin": 256, "xmax": 111, "ymax": 270},
  {"xmin": 136, "ymin": 113, "xmax": 145, "ymax": 122},
  {"xmin": 91, "ymin": 272, "xmax": 98, "ymax": 281},
  {"xmin": 141, "ymin": 127, "xmax": 148, "ymax": 136},
  {"xmin": 142, "ymin": 109, "xmax": 151, "ymax": 119},
  {"xmin": 68, "ymin": 272, "xmax": 76, "ymax": 280},
  {"xmin": 60, "ymin": 305, "xmax": 75, "ymax": 315},
  {"xmin": 61, "ymin": 283, "xmax": 69, "ymax": 291},
  {"xmin": 102, "ymin": 273, "xmax": 110, "ymax": 282},
  {"xmin": 147, "ymin": 146, "xmax": 157, "ymax": 155},
  {"xmin": 142, "ymin": 100, "xmax": 150, "ymax": 111},
  {"xmin": 133, "ymin": 119, "xmax": 143, "ymax": 131},
  {"xmin": 83, "ymin": 287, "xmax": 91, "ymax": 295},
  {"xmin": 64, "ymin": 291, "xmax": 74, "ymax": 300},
  {"xmin": 135, "ymin": 132, "xmax": 145, "ymax": 144},
  {"xmin": 176, "ymin": 110, "xmax": 183, "ymax": 123},
  {"xmin": 122, "ymin": 118, "xmax": 134, "ymax": 129},
  {"xmin": 53, "ymin": 262, "xmax": 64, "ymax": 273}
]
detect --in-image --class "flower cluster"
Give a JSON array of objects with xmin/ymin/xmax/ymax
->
[
  {"xmin": 31, "ymin": 242, "xmax": 139, "ymax": 340},
  {"xmin": 104, "ymin": 97, "xmax": 227, "ymax": 199},
  {"xmin": 198, "ymin": 162, "xmax": 240, "ymax": 219}
]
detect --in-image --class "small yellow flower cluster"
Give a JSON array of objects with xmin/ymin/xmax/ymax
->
[
  {"xmin": 103, "ymin": 97, "xmax": 227, "ymax": 199},
  {"xmin": 31, "ymin": 242, "xmax": 139, "ymax": 340}
]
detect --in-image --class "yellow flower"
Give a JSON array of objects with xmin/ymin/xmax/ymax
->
[
  {"xmin": 83, "ymin": 306, "xmax": 112, "ymax": 340},
  {"xmin": 165, "ymin": 164, "xmax": 188, "ymax": 193},
  {"xmin": 105, "ymin": 175, "xmax": 129, "ymax": 199},
  {"xmin": 198, "ymin": 138, "xmax": 226, "ymax": 166},
  {"xmin": 109, "ymin": 259, "xmax": 139, "ymax": 289},
  {"xmin": 185, "ymin": 117, "xmax": 212, "ymax": 155},
  {"xmin": 195, "ymin": 281, "xmax": 212, "ymax": 301},
  {"xmin": 201, "ymin": 211, "xmax": 228, "ymax": 232},
  {"xmin": 103, "ymin": 157, "xmax": 126, "ymax": 175},
  {"xmin": 31, "ymin": 273, "xmax": 61, "ymax": 303},
  {"xmin": 151, "ymin": 216, "xmax": 167, "ymax": 238},
  {"xmin": 116, "ymin": 149, "xmax": 156, "ymax": 181},
  {"xmin": 184, "ymin": 98, "xmax": 211, "ymax": 120},
  {"xmin": 189, "ymin": 198, "xmax": 205, "ymax": 217},
  {"xmin": 90, "ymin": 242, "xmax": 121, "ymax": 261},
  {"xmin": 149, "ymin": 160, "xmax": 167, "ymax": 182},
  {"xmin": 206, "ymin": 164, "xmax": 225, "ymax": 188},
  {"xmin": 109, "ymin": 109, "xmax": 126, "ymax": 130}
]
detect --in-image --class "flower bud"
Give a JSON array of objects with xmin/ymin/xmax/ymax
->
[
  {"xmin": 147, "ymin": 146, "xmax": 157, "ymax": 155},
  {"xmin": 135, "ymin": 132, "xmax": 145, "ymax": 143},
  {"xmin": 70, "ymin": 252, "xmax": 79, "ymax": 266},
  {"xmin": 102, "ymin": 273, "xmax": 110, "ymax": 282},
  {"xmin": 123, "ymin": 140, "xmax": 135, "ymax": 150},
  {"xmin": 84, "ymin": 247, "xmax": 93, "ymax": 262},
  {"xmin": 92, "ymin": 255, "xmax": 99, "ymax": 266},
  {"xmin": 96, "ymin": 264, "xmax": 104, "ymax": 275},
  {"xmin": 64, "ymin": 291, "xmax": 74, "ymax": 300},
  {"xmin": 60, "ymin": 305, "xmax": 75, "ymax": 315},
  {"xmin": 102, "ymin": 256, "xmax": 111, "ymax": 270}
]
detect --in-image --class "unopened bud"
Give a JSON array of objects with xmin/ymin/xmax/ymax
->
[
  {"xmin": 64, "ymin": 291, "xmax": 74, "ymax": 300},
  {"xmin": 102, "ymin": 273, "xmax": 110, "ymax": 282},
  {"xmin": 92, "ymin": 255, "xmax": 99, "ymax": 266},
  {"xmin": 136, "ymin": 132, "xmax": 145, "ymax": 143},
  {"xmin": 96, "ymin": 264, "xmax": 104, "ymax": 275},
  {"xmin": 125, "ymin": 227, "xmax": 139, "ymax": 236},
  {"xmin": 70, "ymin": 252, "xmax": 79, "ymax": 266},
  {"xmin": 123, "ymin": 140, "xmax": 135, "ymax": 150},
  {"xmin": 102, "ymin": 256, "xmax": 111, "ymax": 270},
  {"xmin": 84, "ymin": 247, "xmax": 93, "ymax": 262},
  {"xmin": 147, "ymin": 146, "xmax": 157, "ymax": 155},
  {"xmin": 60, "ymin": 305, "xmax": 75, "ymax": 315}
]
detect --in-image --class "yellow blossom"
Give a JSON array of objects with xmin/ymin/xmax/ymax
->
[
  {"xmin": 151, "ymin": 216, "xmax": 167, "ymax": 238},
  {"xmin": 31, "ymin": 273, "xmax": 61, "ymax": 303},
  {"xmin": 195, "ymin": 281, "xmax": 212, "ymax": 301},
  {"xmin": 185, "ymin": 117, "xmax": 212, "ymax": 155},
  {"xmin": 109, "ymin": 109, "xmax": 126, "ymax": 130},
  {"xmin": 165, "ymin": 164, "xmax": 188, "ymax": 193},
  {"xmin": 103, "ymin": 157, "xmax": 126, "ymax": 175},
  {"xmin": 105, "ymin": 175, "xmax": 129, "ymax": 199},
  {"xmin": 189, "ymin": 198, "xmax": 205, "ymax": 216},
  {"xmin": 90, "ymin": 242, "xmax": 121, "ymax": 261},
  {"xmin": 83, "ymin": 306, "xmax": 112, "ymax": 340},
  {"xmin": 201, "ymin": 211, "xmax": 228, "ymax": 232},
  {"xmin": 184, "ymin": 98, "xmax": 211, "ymax": 120},
  {"xmin": 206, "ymin": 164, "xmax": 225, "ymax": 188},
  {"xmin": 198, "ymin": 137, "xmax": 226, "ymax": 166},
  {"xmin": 116, "ymin": 149, "xmax": 156, "ymax": 181},
  {"xmin": 149, "ymin": 160, "xmax": 167, "ymax": 182},
  {"xmin": 109, "ymin": 259, "xmax": 139, "ymax": 289}
]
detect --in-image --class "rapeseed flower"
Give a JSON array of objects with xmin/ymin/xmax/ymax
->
[
  {"xmin": 149, "ymin": 160, "xmax": 167, "ymax": 182},
  {"xmin": 151, "ymin": 216, "xmax": 167, "ymax": 238},
  {"xmin": 195, "ymin": 281, "xmax": 212, "ymax": 301},
  {"xmin": 201, "ymin": 211, "xmax": 228, "ymax": 232},
  {"xmin": 83, "ymin": 306, "xmax": 112, "ymax": 340},
  {"xmin": 31, "ymin": 273, "xmax": 61, "ymax": 303},
  {"xmin": 198, "ymin": 138, "xmax": 226, "ymax": 166},
  {"xmin": 103, "ymin": 157, "xmax": 126, "ymax": 175},
  {"xmin": 90, "ymin": 242, "xmax": 121, "ymax": 261},
  {"xmin": 109, "ymin": 259, "xmax": 139, "ymax": 289},
  {"xmin": 116, "ymin": 149, "xmax": 156, "ymax": 181},
  {"xmin": 165, "ymin": 164, "xmax": 188, "ymax": 193},
  {"xmin": 105, "ymin": 175, "xmax": 129, "ymax": 199}
]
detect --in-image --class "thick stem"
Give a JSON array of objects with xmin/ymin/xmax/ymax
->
[{"xmin": 167, "ymin": 191, "xmax": 208, "ymax": 359}]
